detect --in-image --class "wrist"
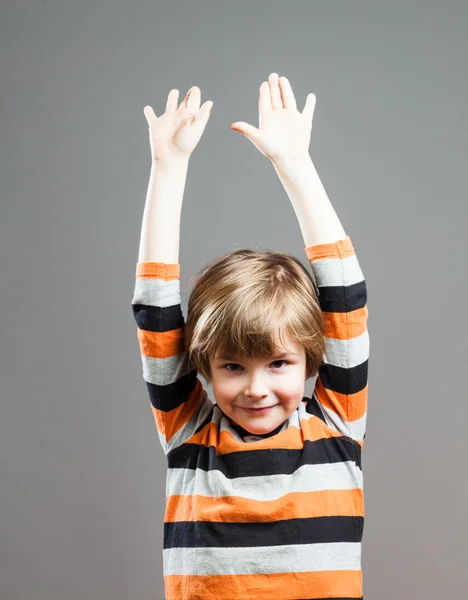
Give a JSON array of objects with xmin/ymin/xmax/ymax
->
[
  {"xmin": 152, "ymin": 155, "xmax": 190, "ymax": 171},
  {"xmin": 271, "ymin": 154, "xmax": 316, "ymax": 192},
  {"xmin": 271, "ymin": 152, "xmax": 313, "ymax": 173}
]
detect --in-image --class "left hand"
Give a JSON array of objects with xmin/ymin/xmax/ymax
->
[
  {"xmin": 230, "ymin": 73, "xmax": 316, "ymax": 164},
  {"xmin": 143, "ymin": 86, "xmax": 213, "ymax": 164}
]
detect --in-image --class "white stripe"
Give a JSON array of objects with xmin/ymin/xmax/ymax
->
[
  {"xmin": 323, "ymin": 330, "xmax": 369, "ymax": 369},
  {"xmin": 132, "ymin": 277, "xmax": 180, "ymax": 307},
  {"xmin": 164, "ymin": 542, "xmax": 361, "ymax": 576},
  {"xmin": 142, "ymin": 353, "xmax": 193, "ymax": 386},
  {"xmin": 309, "ymin": 253, "xmax": 364, "ymax": 287},
  {"xmin": 167, "ymin": 459, "xmax": 363, "ymax": 500}
]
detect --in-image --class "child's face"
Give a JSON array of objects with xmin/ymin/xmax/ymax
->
[{"xmin": 209, "ymin": 331, "xmax": 307, "ymax": 436}]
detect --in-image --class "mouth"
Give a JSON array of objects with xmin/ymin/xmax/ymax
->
[{"xmin": 240, "ymin": 405, "xmax": 277, "ymax": 415}]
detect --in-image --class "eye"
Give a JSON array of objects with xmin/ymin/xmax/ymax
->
[
  {"xmin": 270, "ymin": 360, "xmax": 289, "ymax": 369},
  {"xmin": 223, "ymin": 363, "xmax": 243, "ymax": 371}
]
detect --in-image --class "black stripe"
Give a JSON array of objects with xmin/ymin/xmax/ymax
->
[
  {"xmin": 146, "ymin": 369, "xmax": 199, "ymax": 412},
  {"xmin": 319, "ymin": 360, "xmax": 368, "ymax": 396},
  {"xmin": 353, "ymin": 442, "xmax": 362, "ymax": 470},
  {"xmin": 164, "ymin": 515, "xmax": 364, "ymax": 548},
  {"xmin": 305, "ymin": 394, "xmax": 328, "ymax": 424},
  {"xmin": 132, "ymin": 303, "xmax": 184, "ymax": 332},
  {"xmin": 317, "ymin": 280, "xmax": 367, "ymax": 313},
  {"xmin": 167, "ymin": 433, "xmax": 359, "ymax": 476}
]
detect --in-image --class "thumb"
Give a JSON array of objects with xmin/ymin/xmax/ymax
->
[{"xmin": 230, "ymin": 121, "xmax": 258, "ymax": 140}]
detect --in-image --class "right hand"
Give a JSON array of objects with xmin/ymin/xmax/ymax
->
[{"xmin": 143, "ymin": 87, "xmax": 213, "ymax": 164}]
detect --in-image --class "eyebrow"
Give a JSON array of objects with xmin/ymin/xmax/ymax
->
[{"xmin": 215, "ymin": 352, "xmax": 300, "ymax": 361}]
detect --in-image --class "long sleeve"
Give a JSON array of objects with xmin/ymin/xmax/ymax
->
[
  {"xmin": 305, "ymin": 236, "xmax": 369, "ymax": 447},
  {"xmin": 131, "ymin": 261, "xmax": 211, "ymax": 456}
]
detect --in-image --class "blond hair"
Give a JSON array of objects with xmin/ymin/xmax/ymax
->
[{"xmin": 184, "ymin": 247, "xmax": 325, "ymax": 384}]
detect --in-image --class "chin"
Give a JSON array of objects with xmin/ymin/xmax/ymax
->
[{"xmin": 241, "ymin": 420, "xmax": 278, "ymax": 433}]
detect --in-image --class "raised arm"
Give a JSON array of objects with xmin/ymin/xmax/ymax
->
[
  {"xmin": 138, "ymin": 86, "xmax": 212, "ymax": 263},
  {"xmin": 231, "ymin": 73, "xmax": 369, "ymax": 446},
  {"xmin": 132, "ymin": 88, "xmax": 213, "ymax": 455}
]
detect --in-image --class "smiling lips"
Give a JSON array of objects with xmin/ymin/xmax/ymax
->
[{"xmin": 240, "ymin": 405, "xmax": 277, "ymax": 414}]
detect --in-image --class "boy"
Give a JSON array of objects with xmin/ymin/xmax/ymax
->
[{"xmin": 132, "ymin": 72, "xmax": 369, "ymax": 599}]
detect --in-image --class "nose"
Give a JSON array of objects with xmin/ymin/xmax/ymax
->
[{"xmin": 244, "ymin": 370, "xmax": 269, "ymax": 398}]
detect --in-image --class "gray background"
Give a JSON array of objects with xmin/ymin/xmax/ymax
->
[{"xmin": 1, "ymin": 1, "xmax": 467, "ymax": 598}]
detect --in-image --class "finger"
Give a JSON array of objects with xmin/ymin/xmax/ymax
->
[
  {"xmin": 193, "ymin": 101, "xmax": 213, "ymax": 134},
  {"xmin": 268, "ymin": 73, "xmax": 282, "ymax": 109},
  {"xmin": 197, "ymin": 100, "xmax": 213, "ymax": 123},
  {"xmin": 259, "ymin": 81, "xmax": 271, "ymax": 113},
  {"xmin": 302, "ymin": 93, "xmax": 316, "ymax": 122},
  {"xmin": 187, "ymin": 86, "xmax": 201, "ymax": 114},
  {"xmin": 278, "ymin": 76, "xmax": 297, "ymax": 110},
  {"xmin": 178, "ymin": 87, "xmax": 193, "ymax": 111},
  {"xmin": 166, "ymin": 89, "xmax": 179, "ymax": 112},
  {"xmin": 143, "ymin": 105, "xmax": 157, "ymax": 124}
]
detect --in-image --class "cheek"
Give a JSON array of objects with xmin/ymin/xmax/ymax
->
[
  {"xmin": 212, "ymin": 377, "xmax": 239, "ymax": 400},
  {"xmin": 277, "ymin": 371, "xmax": 306, "ymax": 398}
]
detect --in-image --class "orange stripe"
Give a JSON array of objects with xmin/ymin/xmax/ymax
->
[
  {"xmin": 137, "ymin": 327, "xmax": 185, "ymax": 359},
  {"xmin": 166, "ymin": 569, "xmax": 362, "ymax": 599},
  {"xmin": 154, "ymin": 379, "xmax": 205, "ymax": 443},
  {"xmin": 136, "ymin": 262, "xmax": 180, "ymax": 279},
  {"xmin": 166, "ymin": 488, "xmax": 364, "ymax": 523},
  {"xmin": 151, "ymin": 405, "xmax": 166, "ymax": 436},
  {"xmin": 323, "ymin": 305, "xmax": 368, "ymax": 339},
  {"xmin": 183, "ymin": 405, "xmax": 348, "ymax": 454},
  {"xmin": 305, "ymin": 236, "xmax": 354, "ymax": 262},
  {"xmin": 315, "ymin": 377, "xmax": 367, "ymax": 423}
]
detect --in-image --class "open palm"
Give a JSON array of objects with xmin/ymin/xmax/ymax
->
[
  {"xmin": 143, "ymin": 87, "xmax": 213, "ymax": 163},
  {"xmin": 231, "ymin": 73, "xmax": 316, "ymax": 163}
]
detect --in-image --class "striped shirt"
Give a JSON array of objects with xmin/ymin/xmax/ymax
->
[{"xmin": 131, "ymin": 235, "xmax": 369, "ymax": 600}]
